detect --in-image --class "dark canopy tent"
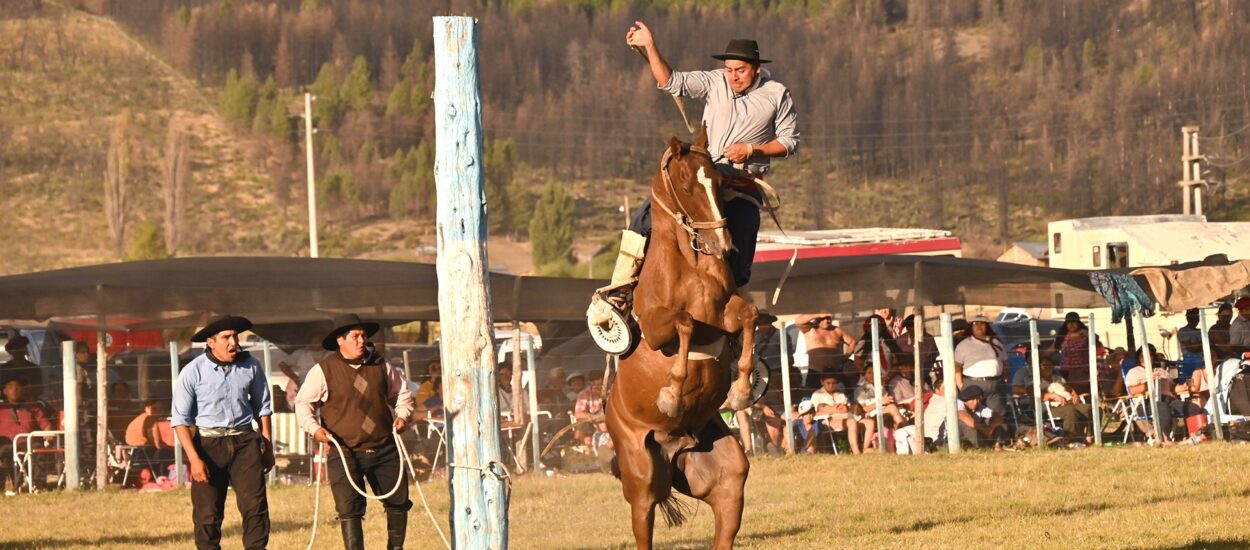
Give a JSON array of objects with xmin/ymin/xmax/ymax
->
[{"xmin": 0, "ymin": 257, "xmax": 604, "ymax": 328}]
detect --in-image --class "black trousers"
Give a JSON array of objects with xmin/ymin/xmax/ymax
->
[
  {"xmin": 190, "ymin": 431, "xmax": 270, "ymax": 550},
  {"xmin": 327, "ymin": 440, "xmax": 412, "ymax": 520}
]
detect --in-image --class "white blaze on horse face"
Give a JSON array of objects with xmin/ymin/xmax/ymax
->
[{"xmin": 697, "ymin": 166, "xmax": 730, "ymax": 255}]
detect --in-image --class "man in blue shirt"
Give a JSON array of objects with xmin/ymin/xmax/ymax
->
[{"xmin": 172, "ymin": 315, "xmax": 274, "ymax": 550}]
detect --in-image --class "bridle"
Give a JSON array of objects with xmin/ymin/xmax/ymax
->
[{"xmin": 651, "ymin": 144, "xmax": 729, "ymax": 256}]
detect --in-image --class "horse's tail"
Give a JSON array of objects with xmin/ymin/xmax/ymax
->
[{"xmin": 656, "ymin": 494, "xmax": 694, "ymax": 528}]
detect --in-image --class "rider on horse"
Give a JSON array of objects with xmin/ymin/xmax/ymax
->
[{"xmin": 588, "ymin": 22, "xmax": 800, "ymax": 341}]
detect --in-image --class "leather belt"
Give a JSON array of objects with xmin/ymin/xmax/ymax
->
[{"xmin": 199, "ymin": 425, "xmax": 253, "ymax": 438}]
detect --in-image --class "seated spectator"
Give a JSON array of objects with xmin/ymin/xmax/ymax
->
[
  {"xmin": 923, "ymin": 378, "xmax": 950, "ymax": 446},
  {"xmin": 792, "ymin": 400, "xmax": 820, "ymax": 455},
  {"xmin": 854, "ymin": 375, "xmax": 908, "ymax": 452},
  {"xmin": 414, "ymin": 361, "xmax": 442, "ymax": 411},
  {"xmin": 1124, "ymin": 345, "xmax": 1181, "ymax": 443},
  {"xmin": 2, "ymin": 335, "xmax": 42, "ymax": 401},
  {"xmin": 124, "ymin": 400, "xmax": 169, "ymax": 449},
  {"xmin": 574, "ymin": 371, "xmax": 606, "ymax": 446},
  {"xmin": 1041, "ymin": 372, "xmax": 1094, "ymax": 444},
  {"xmin": 0, "ymin": 377, "xmax": 53, "ymax": 491},
  {"xmin": 956, "ymin": 385, "xmax": 1007, "ymax": 448},
  {"xmin": 810, "ymin": 373, "xmax": 865, "ymax": 453},
  {"xmin": 106, "ymin": 381, "xmax": 138, "ymax": 438},
  {"xmin": 496, "ymin": 365, "xmax": 528, "ymax": 429},
  {"xmin": 884, "ymin": 369, "xmax": 917, "ymax": 411},
  {"xmin": 538, "ymin": 367, "xmax": 573, "ymax": 425},
  {"xmin": 564, "ymin": 372, "xmax": 587, "ymax": 404}
]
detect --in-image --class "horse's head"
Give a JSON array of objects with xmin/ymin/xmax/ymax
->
[{"xmin": 652, "ymin": 125, "xmax": 731, "ymax": 257}]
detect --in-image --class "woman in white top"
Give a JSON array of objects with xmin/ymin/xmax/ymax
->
[{"xmin": 953, "ymin": 315, "xmax": 1007, "ymax": 419}]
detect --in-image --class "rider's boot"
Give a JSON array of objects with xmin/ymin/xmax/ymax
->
[
  {"xmin": 385, "ymin": 508, "xmax": 407, "ymax": 550},
  {"xmin": 339, "ymin": 517, "xmax": 365, "ymax": 550},
  {"xmin": 587, "ymin": 229, "xmax": 648, "ymax": 326}
]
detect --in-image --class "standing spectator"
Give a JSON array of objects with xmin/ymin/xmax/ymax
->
[
  {"xmin": 1208, "ymin": 303, "xmax": 1234, "ymax": 362},
  {"xmin": 0, "ymin": 377, "xmax": 53, "ymax": 491},
  {"xmin": 107, "ymin": 381, "xmax": 139, "ymax": 438},
  {"xmin": 797, "ymin": 312, "xmax": 857, "ymax": 388},
  {"xmin": 172, "ymin": 315, "xmax": 274, "ymax": 550},
  {"xmin": 951, "ymin": 319, "xmax": 972, "ymax": 346},
  {"xmin": 809, "ymin": 373, "xmax": 865, "ymax": 453},
  {"xmin": 2, "ymin": 335, "xmax": 41, "ymax": 401},
  {"xmin": 953, "ymin": 315, "xmax": 1007, "ymax": 421},
  {"xmin": 893, "ymin": 314, "xmax": 938, "ymax": 387},
  {"xmin": 1054, "ymin": 312, "xmax": 1096, "ymax": 394},
  {"xmin": 875, "ymin": 307, "xmax": 904, "ymax": 338},
  {"xmin": 275, "ymin": 338, "xmax": 324, "ymax": 405},
  {"xmin": 1175, "ymin": 309, "xmax": 1204, "ymax": 384},
  {"xmin": 851, "ymin": 315, "xmax": 897, "ymax": 378},
  {"xmin": 295, "ymin": 314, "xmax": 414, "ymax": 550},
  {"xmin": 125, "ymin": 399, "xmax": 169, "ymax": 449}
]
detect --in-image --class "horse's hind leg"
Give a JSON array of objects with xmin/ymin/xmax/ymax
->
[
  {"xmin": 656, "ymin": 311, "xmax": 694, "ymax": 418},
  {"xmin": 674, "ymin": 420, "xmax": 749, "ymax": 550},
  {"xmin": 723, "ymin": 294, "xmax": 759, "ymax": 411}
]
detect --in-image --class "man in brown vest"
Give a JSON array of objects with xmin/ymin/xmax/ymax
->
[{"xmin": 294, "ymin": 314, "xmax": 414, "ymax": 550}]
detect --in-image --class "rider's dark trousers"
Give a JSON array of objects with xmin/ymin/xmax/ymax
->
[
  {"xmin": 327, "ymin": 440, "xmax": 412, "ymax": 520},
  {"xmin": 629, "ymin": 189, "xmax": 761, "ymax": 288},
  {"xmin": 190, "ymin": 431, "xmax": 270, "ymax": 550}
]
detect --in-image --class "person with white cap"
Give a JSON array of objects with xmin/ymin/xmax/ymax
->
[{"xmin": 953, "ymin": 315, "xmax": 1007, "ymax": 420}]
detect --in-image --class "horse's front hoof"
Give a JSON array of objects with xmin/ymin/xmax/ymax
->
[
  {"xmin": 726, "ymin": 384, "xmax": 751, "ymax": 411},
  {"xmin": 656, "ymin": 387, "xmax": 682, "ymax": 418}
]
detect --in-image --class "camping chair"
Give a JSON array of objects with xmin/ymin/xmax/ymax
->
[
  {"xmin": 424, "ymin": 411, "xmax": 446, "ymax": 481},
  {"xmin": 13, "ymin": 430, "xmax": 65, "ymax": 493},
  {"xmin": 1206, "ymin": 358, "xmax": 1250, "ymax": 429}
]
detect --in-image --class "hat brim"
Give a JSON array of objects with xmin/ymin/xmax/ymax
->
[
  {"xmin": 712, "ymin": 54, "xmax": 771, "ymax": 63},
  {"xmin": 191, "ymin": 316, "xmax": 253, "ymax": 343},
  {"xmin": 322, "ymin": 322, "xmax": 380, "ymax": 350}
]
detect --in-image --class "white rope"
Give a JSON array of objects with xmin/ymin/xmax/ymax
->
[{"xmin": 306, "ymin": 429, "xmax": 451, "ymax": 550}]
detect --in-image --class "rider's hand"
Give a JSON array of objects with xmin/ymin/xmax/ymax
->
[
  {"xmin": 724, "ymin": 143, "xmax": 754, "ymax": 164},
  {"xmin": 313, "ymin": 428, "xmax": 332, "ymax": 444},
  {"xmin": 189, "ymin": 458, "xmax": 211, "ymax": 483},
  {"xmin": 626, "ymin": 20, "xmax": 654, "ymax": 49}
]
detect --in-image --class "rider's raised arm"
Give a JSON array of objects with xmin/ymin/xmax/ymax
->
[
  {"xmin": 626, "ymin": 21, "xmax": 674, "ymax": 88},
  {"xmin": 660, "ymin": 69, "xmax": 718, "ymax": 101}
]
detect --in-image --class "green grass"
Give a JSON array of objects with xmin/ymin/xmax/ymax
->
[{"xmin": 3, "ymin": 443, "xmax": 1249, "ymax": 549}]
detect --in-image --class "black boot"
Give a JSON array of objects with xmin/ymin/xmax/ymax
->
[
  {"xmin": 339, "ymin": 518, "xmax": 365, "ymax": 550},
  {"xmin": 386, "ymin": 509, "xmax": 408, "ymax": 550}
]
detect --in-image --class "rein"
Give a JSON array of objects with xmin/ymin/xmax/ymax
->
[{"xmin": 651, "ymin": 144, "xmax": 728, "ymax": 256}]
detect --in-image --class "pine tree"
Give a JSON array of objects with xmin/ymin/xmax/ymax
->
[
  {"xmin": 340, "ymin": 56, "xmax": 373, "ymax": 112},
  {"xmin": 529, "ymin": 180, "xmax": 574, "ymax": 268},
  {"xmin": 125, "ymin": 220, "xmax": 170, "ymax": 260},
  {"xmin": 222, "ymin": 68, "xmax": 258, "ymax": 124}
]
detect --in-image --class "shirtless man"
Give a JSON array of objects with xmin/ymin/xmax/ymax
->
[{"xmin": 797, "ymin": 312, "xmax": 857, "ymax": 388}]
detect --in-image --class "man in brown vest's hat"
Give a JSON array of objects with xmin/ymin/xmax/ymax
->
[{"xmin": 294, "ymin": 314, "xmax": 414, "ymax": 550}]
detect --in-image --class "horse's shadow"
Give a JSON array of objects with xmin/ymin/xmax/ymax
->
[
  {"xmin": 570, "ymin": 525, "xmax": 809, "ymax": 550},
  {"xmin": 0, "ymin": 519, "xmax": 308, "ymax": 549}
]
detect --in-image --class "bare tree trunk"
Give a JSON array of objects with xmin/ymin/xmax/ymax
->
[
  {"xmin": 103, "ymin": 112, "xmax": 130, "ymax": 256},
  {"xmin": 163, "ymin": 118, "xmax": 190, "ymax": 256}
]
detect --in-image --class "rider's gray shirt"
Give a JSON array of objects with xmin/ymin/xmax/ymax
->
[{"xmin": 659, "ymin": 68, "xmax": 800, "ymax": 170}]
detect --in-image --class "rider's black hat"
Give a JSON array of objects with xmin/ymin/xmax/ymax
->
[{"xmin": 712, "ymin": 39, "xmax": 771, "ymax": 64}]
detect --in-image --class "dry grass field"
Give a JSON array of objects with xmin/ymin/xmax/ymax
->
[{"xmin": 3, "ymin": 443, "xmax": 1249, "ymax": 549}]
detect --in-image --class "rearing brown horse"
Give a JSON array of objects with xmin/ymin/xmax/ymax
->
[{"xmin": 605, "ymin": 126, "xmax": 758, "ymax": 550}]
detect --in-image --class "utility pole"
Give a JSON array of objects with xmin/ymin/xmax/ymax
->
[
  {"xmin": 304, "ymin": 92, "xmax": 320, "ymax": 258},
  {"xmin": 1180, "ymin": 126, "xmax": 1206, "ymax": 216}
]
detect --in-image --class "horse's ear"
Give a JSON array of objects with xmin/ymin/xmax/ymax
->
[
  {"xmin": 695, "ymin": 124, "xmax": 709, "ymax": 148},
  {"xmin": 668, "ymin": 136, "xmax": 682, "ymax": 157}
]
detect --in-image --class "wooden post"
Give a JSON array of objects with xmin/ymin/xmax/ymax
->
[
  {"xmin": 778, "ymin": 321, "xmax": 795, "ymax": 455},
  {"xmin": 61, "ymin": 341, "xmax": 79, "ymax": 490},
  {"xmin": 870, "ymin": 318, "xmax": 886, "ymax": 451},
  {"xmin": 939, "ymin": 314, "xmax": 960, "ymax": 454},
  {"xmin": 1135, "ymin": 310, "xmax": 1164, "ymax": 445},
  {"xmin": 403, "ymin": 349, "xmax": 413, "ymax": 381},
  {"xmin": 434, "ymin": 16, "xmax": 508, "ymax": 549},
  {"xmin": 96, "ymin": 330, "xmax": 108, "ymax": 490},
  {"xmin": 137, "ymin": 352, "xmax": 150, "ymax": 401},
  {"xmin": 911, "ymin": 314, "xmax": 924, "ymax": 454},
  {"xmin": 1029, "ymin": 319, "xmax": 1044, "ymax": 446},
  {"xmin": 1087, "ymin": 312, "xmax": 1103, "ymax": 446},
  {"xmin": 1199, "ymin": 309, "xmax": 1224, "ymax": 440},
  {"xmin": 170, "ymin": 341, "xmax": 184, "ymax": 485},
  {"xmin": 304, "ymin": 92, "xmax": 319, "ymax": 258}
]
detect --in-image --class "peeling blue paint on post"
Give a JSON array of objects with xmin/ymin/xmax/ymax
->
[{"xmin": 434, "ymin": 16, "xmax": 508, "ymax": 550}]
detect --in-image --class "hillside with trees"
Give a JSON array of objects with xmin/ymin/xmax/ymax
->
[{"xmin": 3, "ymin": 0, "xmax": 1250, "ymax": 275}]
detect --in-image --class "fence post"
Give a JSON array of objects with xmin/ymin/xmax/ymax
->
[
  {"xmin": 61, "ymin": 341, "xmax": 79, "ymax": 490},
  {"xmin": 525, "ymin": 334, "xmax": 542, "ymax": 470},
  {"xmin": 96, "ymin": 330, "xmax": 108, "ymax": 490},
  {"xmin": 434, "ymin": 15, "xmax": 508, "ymax": 549},
  {"xmin": 169, "ymin": 341, "xmax": 183, "ymax": 485},
  {"xmin": 779, "ymin": 321, "xmax": 795, "ymax": 455},
  {"xmin": 262, "ymin": 341, "xmax": 276, "ymax": 485},
  {"xmin": 1087, "ymin": 312, "xmax": 1103, "ymax": 447},
  {"xmin": 1135, "ymin": 310, "xmax": 1164, "ymax": 445},
  {"xmin": 871, "ymin": 318, "xmax": 886, "ymax": 451},
  {"xmin": 939, "ymin": 314, "xmax": 960, "ymax": 454},
  {"xmin": 912, "ymin": 314, "xmax": 924, "ymax": 454},
  {"xmin": 1029, "ymin": 319, "xmax": 1044, "ymax": 448},
  {"xmin": 1199, "ymin": 309, "xmax": 1224, "ymax": 440}
]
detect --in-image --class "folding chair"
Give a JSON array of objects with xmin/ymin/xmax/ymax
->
[
  {"xmin": 425, "ymin": 411, "xmax": 446, "ymax": 481},
  {"xmin": 13, "ymin": 430, "xmax": 65, "ymax": 493}
]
